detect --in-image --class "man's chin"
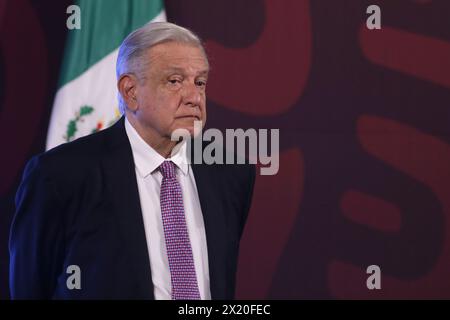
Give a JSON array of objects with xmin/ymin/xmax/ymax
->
[
  {"xmin": 185, "ymin": 126, "xmax": 203, "ymax": 138},
  {"xmin": 171, "ymin": 123, "xmax": 203, "ymax": 140}
]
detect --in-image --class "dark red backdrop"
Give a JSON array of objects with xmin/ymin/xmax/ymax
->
[{"xmin": 1, "ymin": 0, "xmax": 450, "ymax": 299}]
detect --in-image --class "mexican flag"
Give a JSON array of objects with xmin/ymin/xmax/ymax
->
[{"xmin": 46, "ymin": 0, "xmax": 166, "ymax": 150}]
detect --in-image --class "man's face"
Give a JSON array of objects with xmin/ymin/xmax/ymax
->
[{"xmin": 134, "ymin": 41, "xmax": 209, "ymax": 139}]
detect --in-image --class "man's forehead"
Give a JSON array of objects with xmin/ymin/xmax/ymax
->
[{"xmin": 147, "ymin": 42, "xmax": 208, "ymax": 66}]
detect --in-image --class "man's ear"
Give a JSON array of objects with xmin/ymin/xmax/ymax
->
[{"xmin": 118, "ymin": 74, "xmax": 139, "ymax": 112}]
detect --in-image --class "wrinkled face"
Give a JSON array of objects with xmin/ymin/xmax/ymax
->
[{"xmin": 134, "ymin": 41, "xmax": 209, "ymax": 139}]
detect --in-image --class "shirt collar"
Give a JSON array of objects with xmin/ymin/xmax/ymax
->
[{"xmin": 125, "ymin": 117, "xmax": 189, "ymax": 178}]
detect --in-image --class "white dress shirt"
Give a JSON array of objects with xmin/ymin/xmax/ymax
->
[{"xmin": 125, "ymin": 118, "xmax": 211, "ymax": 300}]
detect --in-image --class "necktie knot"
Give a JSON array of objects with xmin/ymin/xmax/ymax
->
[{"xmin": 159, "ymin": 161, "xmax": 176, "ymax": 179}]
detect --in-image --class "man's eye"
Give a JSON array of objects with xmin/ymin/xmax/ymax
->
[
  {"xmin": 169, "ymin": 79, "xmax": 181, "ymax": 85},
  {"xmin": 196, "ymin": 80, "xmax": 206, "ymax": 87}
]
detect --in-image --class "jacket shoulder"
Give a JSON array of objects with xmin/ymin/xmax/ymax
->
[{"xmin": 34, "ymin": 123, "xmax": 118, "ymax": 173}]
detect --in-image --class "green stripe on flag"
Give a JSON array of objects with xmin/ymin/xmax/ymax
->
[{"xmin": 59, "ymin": 0, "xmax": 163, "ymax": 88}]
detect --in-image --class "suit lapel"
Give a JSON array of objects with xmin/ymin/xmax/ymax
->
[
  {"xmin": 191, "ymin": 144, "xmax": 228, "ymax": 299},
  {"xmin": 101, "ymin": 118, "xmax": 154, "ymax": 299}
]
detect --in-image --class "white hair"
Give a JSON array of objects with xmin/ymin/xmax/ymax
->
[{"xmin": 116, "ymin": 22, "xmax": 208, "ymax": 114}]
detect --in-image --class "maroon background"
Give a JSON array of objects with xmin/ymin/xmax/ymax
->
[{"xmin": 1, "ymin": 0, "xmax": 450, "ymax": 299}]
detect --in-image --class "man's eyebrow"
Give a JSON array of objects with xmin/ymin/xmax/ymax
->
[
  {"xmin": 164, "ymin": 67, "xmax": 184, "ymax": 74},
  {"xmin": 197, "ymin": 70, "xmax": 209, "ymax": 77},
  {"xmin": 164, "ymin": 67, "xmax": 209, "ymax": 76}
]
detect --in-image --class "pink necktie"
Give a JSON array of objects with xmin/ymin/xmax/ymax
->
[{"xmin": 159, "ymin": 160, "xmax": 201, "ymax": 300}]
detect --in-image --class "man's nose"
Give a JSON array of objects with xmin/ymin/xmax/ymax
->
[{"xmin": 182, "ymin": 82, "xmax": 202, "ymax": 106}]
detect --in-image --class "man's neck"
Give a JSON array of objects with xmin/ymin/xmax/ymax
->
[{"xmin": 126, "ymin": 116, "xmax": 177, "ymax": 158}]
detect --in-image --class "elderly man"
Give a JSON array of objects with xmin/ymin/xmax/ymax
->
[{"xmin": 9, "ymin": 22, "xmax": 255, "ymax": 299}]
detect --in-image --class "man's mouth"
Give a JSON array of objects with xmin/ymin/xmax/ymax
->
[{"xmin": 177, "ymin": 115, "xmax": 200, "ymax": 121}]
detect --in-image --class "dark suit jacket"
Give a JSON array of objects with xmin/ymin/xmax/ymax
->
[{"xmin": 9, "ymin": 117, "xmax": 255, "ymax": 299}]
